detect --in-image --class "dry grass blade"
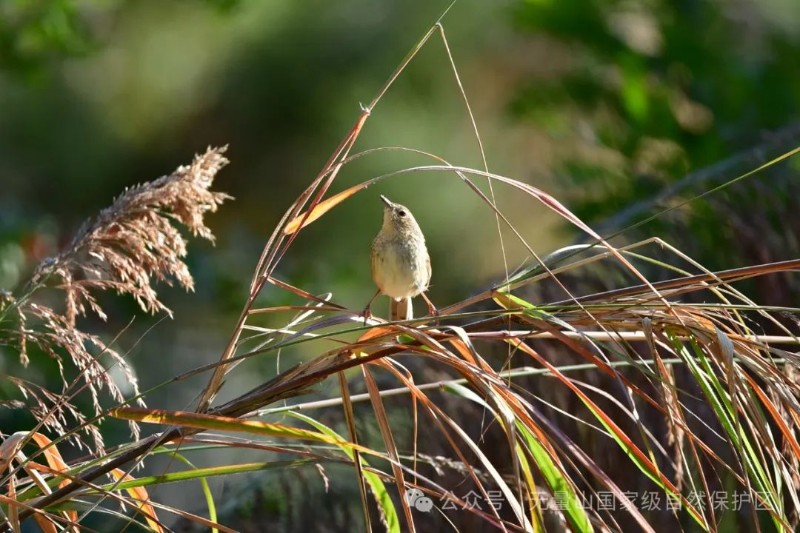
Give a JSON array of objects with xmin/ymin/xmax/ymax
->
[
  {"xmin": 194, "ymin": 111, "xmax": 369, "ymax": 412},
  {"xmin": 8, "ymin": 7, "xmax": 800, "ymax": 530},
  {"xmin": 283, "ymin": 183, "xmax": 366, "ymax": 235},
  {"xmin": 0, "ymin": 431, "xmax": 79, "ymax": 531},
  {"xmin": 194, "ymin": 7, "xmax": 458, "ymax": 413},
  {"xmin": 108, "ymin": 469, "xmax": 163, "ymax": 532},
  {"xmin": 362, "ymin": 366, "xmax": 415, "ymax": 532},
  {"xmin": 199, "ymin": 216, "xmax": 800, "ymax": 529},
  {"xmin": 337, "ymin": 371, "xmax": 372, "ymax": 531},
  {"xmin": 4, "ymin": 147, "xmax": 230, "ymax": 453},
  {"xmin": 3, "ymin": 148, "xmax": 231, "ymax": 528},
  {"xmin": 5, "ymin": 472, "xmax": 19, "ymax": 532}
]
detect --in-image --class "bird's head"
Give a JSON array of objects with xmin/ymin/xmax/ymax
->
[{"xmin": 380, "ymin": 195, "xmax": 421, "ymax": 236}]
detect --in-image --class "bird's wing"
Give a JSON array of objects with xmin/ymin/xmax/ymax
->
[
  {"xmin": 370, "ymin": 239, "xmax": 382, "ymax": 291},
  {"xmin": 425, "ymin": 253, "xmax": 432, "ymax": 288}
]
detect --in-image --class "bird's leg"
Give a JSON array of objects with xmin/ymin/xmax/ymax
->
[
  {"xmin": 362, "ymin": 289, "xmax": 381, "ymax": 324},
  {"xmin": 420, "ymin": 292, "xmax": 439, "ymax": 317}
]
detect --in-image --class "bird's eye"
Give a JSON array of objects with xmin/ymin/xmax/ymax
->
[{"xmin": 397, "ymin": 209, "xmax": 406, "ymax": 217}]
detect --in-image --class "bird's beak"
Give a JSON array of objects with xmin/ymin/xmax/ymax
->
[{"xmin": 380, "ymin": 195, "xmax": 393, "ymax": 208}]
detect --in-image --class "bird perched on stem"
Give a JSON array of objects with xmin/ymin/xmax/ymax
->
[{"xmin": 365, "ymin": 195, "xmax": 436, "ymax": 321}]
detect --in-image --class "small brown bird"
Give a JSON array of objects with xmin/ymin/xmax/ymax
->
[{"xmin": 365, "ymin": 195, "xmax": 436, "ymax": 321}]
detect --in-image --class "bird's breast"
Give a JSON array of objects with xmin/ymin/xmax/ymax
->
[{"xmin": 371, "ymin": 235, "xmax": 429, "ymax": 299}]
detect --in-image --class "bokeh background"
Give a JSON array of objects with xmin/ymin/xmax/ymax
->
[{"xmin": 2, "ymin": 0, "xmax": 800, "ymax": 530}]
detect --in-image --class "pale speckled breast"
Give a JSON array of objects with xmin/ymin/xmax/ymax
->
[{"xmin": 371, "ymin": 234, "xmax": 430, "ymax": 299}]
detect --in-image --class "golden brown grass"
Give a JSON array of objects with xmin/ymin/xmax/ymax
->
[
  {"xmin": 1, "ymin": 147, "xmax": 230, "ymax": 530},
  {"xmin": 2, "ymin": 14, "xmax": 800, "ymax": 533}
]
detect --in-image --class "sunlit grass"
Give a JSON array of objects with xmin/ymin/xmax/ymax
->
[{"xmin": 2, "ymin": 8, "xmax": 800, "ymax": 532}]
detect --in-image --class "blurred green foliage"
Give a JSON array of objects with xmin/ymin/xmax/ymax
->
[
  {"xmin": 0, "ymin": 3, "xmax": 510, "ymax": 525},
  {"xmin": 511, "ymin": 0, "xmax": 800, "ymax": 238},
  {"xmin": 2, "ymin": 0, "xmax": 800, "ymax": 530},
  {"xmin": 0, "ymin": 0, "xmax": 95, "ymax": 78}
]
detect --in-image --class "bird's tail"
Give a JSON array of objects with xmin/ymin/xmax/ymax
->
[{"xmin": 390, "ymin": 297, "xmax": 412, "ymax": 321}]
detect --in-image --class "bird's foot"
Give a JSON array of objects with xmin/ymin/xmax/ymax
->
[
  {"xmin": 421, "ymin": 292, "xmax": 439, "ymax": 318},
  {"xmin": 360, "ymin": 305, "xmax": 374, "ymax": 326}
]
